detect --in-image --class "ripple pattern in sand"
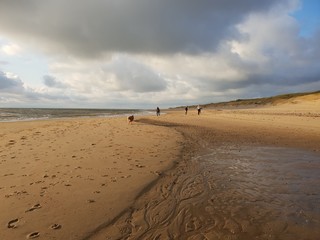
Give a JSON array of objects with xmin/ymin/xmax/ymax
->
[{"xmin": 89, "ymin": 146, "xmax": 320, "ymax": 240}]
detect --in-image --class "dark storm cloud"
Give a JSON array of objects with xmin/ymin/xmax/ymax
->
[{"xmin": 0, "ymin": 0, "xmax": 278, "ymax": 57}]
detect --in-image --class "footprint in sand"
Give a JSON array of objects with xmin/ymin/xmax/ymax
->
[
  {"xmin": 7, "ymin": 218, "xmax": 19, "ymax": 228},
  {"xmin": 26, "ymin": 232, "xmax": 40, "ymax": 239},
  {"xmin": 135, "ymin": 164, "xmax": 145, "ymax": 168},
  {"xmin": 6, "ymin": 140, "xmax": 16, "ymax": 146},
  {"xmin": 123, "ymin": 174, "xmax": 132, "ymax": 179},
  {"xmin": 5, "ymin": 193, "xmax": 14, "ymax": 198},
  {"xmin": 50, "ymin": 224, "xmax": 62, "ymax": 230},
  {"xmin": 151, "ymin": 171, "xmax": 162, "ymax": 176},
  {"xmin": 4, "ymin": 173, "xmax": 14, "ymax": 176},
  {"xmin": 26, "ymin": 203, "xmax": 42, "ymax": 212}
]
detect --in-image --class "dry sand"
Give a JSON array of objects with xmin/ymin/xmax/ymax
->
[
  {"xmin": 1, "ymin": 96, "xmax": 319, "ymax": 239},
  {"xmin": 0, "ymin": 117, "xmax": 182, "ymax": 239}
]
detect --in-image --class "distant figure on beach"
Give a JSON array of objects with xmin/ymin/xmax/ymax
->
[
  {"xmin": 197, "ymin": 105, "xmax": 201, "ymax": 115},
  {"xmin": 127, "ymin": 115, "xmax": 134, "ymax": 124},
  {"xmin": 156, "ymin": 107, "xmax": 160, "ymax": 116},
  {"xmin": 185, "ymin": 106, "xmax": 188, "ymax": 115}
]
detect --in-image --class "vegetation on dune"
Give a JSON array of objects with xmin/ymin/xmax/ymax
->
[
  {"xmin": 205, "ymin": 90, "xmax": 320, "ymax": 109},
  {"xmin": 173, "ymin": 90, "xmax": 320, "ymax": 109}
]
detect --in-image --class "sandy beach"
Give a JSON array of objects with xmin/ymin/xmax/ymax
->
[
  {"xmin": 0, "ymin": 117, "xmax": 183, "ymax": 239},
  {"xmin": 1, "ymin": 95, "xmax": 320, "ymax": 239}
]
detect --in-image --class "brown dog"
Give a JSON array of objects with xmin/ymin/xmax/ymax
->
[{"xmin": 127, "ymin": 115, "xmax": 134, "ymax": 124}]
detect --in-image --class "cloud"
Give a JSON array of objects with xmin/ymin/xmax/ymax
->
[
  {"xmin": 0, "ymin": 60, "xmax": 9, "ymax": 65},
  {"xmin": 1, "ymin": 43, "xmax": 21, "ymax": 56},
  {"xmin": 43, "ymin": 75, "xmax": 67, "ymax": 88},
  {"xmin": 0, "ymin": 71, "xmax": 24, "ymax": 92},
  {"xmin": 104, "ymin": 55, "xmax": 167, "ymax": 92},
  {"xmin": 222, "ymin": 3, "xmax": 320, "ymax": 89},
  {"xmin": 0, "ymin": 0, "xmax": 279, "ymax": 58},
  {"xmin": 0, "ymin": 70, "xmax": 75, "ymax": 107}
]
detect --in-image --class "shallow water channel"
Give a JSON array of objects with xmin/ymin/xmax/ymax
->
[
  {"xmin": 193, "ymin": 146, "xmax": 320, "ymax": 239},
  {"xmin": 89, "ymin": 146, "xmax": 320, "ymax": 240}
]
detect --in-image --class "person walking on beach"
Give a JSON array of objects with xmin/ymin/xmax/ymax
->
[
  {"xmin": 185, "ymin": 106, "xmax": 188, "ymax": 115},
  {"xmin": 156, "ymin": 107, "xmax": 160, "ymax": 116},
  {"xmin": 197, "ymin": 105, "xmax": 201, "ymax": 115}
]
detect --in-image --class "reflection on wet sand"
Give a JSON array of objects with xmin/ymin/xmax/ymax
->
[{"xmin": 88, "ymin": 146, "xmax": 320, "ymax": 240}]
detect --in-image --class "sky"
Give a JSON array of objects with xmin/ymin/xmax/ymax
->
[{"xmin": 0, "ymin": 0, "xmax": 319, "ymax": 109}]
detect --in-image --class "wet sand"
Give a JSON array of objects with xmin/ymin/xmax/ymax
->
[
  {"xmin": 1, "ymin": 96, "xmax": 320, "ymax": 239},
  {"xmin": 90, "ymin": 146, "xmax": 320, "ymax": 240}
]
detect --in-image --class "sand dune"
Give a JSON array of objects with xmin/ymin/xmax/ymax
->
[{"xmin": 201, "ymin": 90, "xmax": 320, "ymax": 112}]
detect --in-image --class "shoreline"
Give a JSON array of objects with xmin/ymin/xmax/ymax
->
[
  {"xmin": 0, "ymin": 108, "xmax": 153, "ymax": 123},
  {"xmin": 1, "ymin": 102, "xmax": 320, "ymax": 239}
]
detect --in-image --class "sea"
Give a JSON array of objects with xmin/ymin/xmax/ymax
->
[{"xmin": 0, "ymin": 108, "xmax": 151, "ymax": 122}]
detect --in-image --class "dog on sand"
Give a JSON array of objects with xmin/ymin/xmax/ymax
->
[{"xmin": 127, "ymin": 115, "xmax": 134, "ymax": 124}]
